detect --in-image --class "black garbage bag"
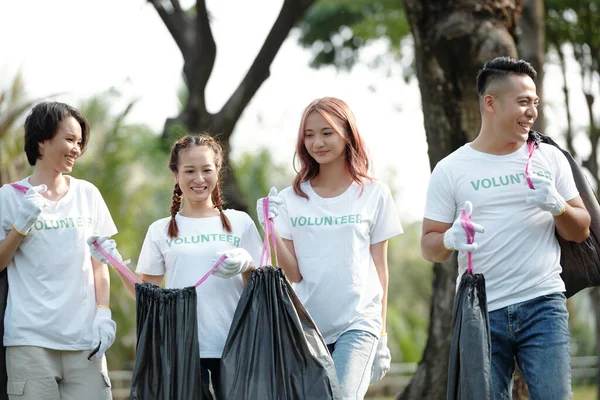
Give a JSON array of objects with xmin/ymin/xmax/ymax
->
[
  {"xmin": 130, "ymin": 283, "xmax": 213, "ymax": 400},
  {"xmin": 219, "ymin": 266, "xmax": 342, "ymax": 400},
  {"xmin": 529, "ymin": 131, "xmax": 600, "ymax": 297},
  {"xmin": 0, "ymin": 184, "xmax": 30, "ymax": 400},
  {"xmin": 447, "ymin": 272, "xmax": 493, "ymax": 400},
  {"xmin": 0, "ymin": 269, "xmax": 7, "ymax": 400}
]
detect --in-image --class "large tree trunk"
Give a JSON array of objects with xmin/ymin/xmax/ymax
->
[
  {"xmin": 398, "ymin": 1, "xmax": 521, "ymax": 398},
  {"xmin": 149, "ymin": 0, "xmax": 315, "ymax": 211},
  {"xmin": 517, "ymin": 0, "xmax": 545, "ymax": 132}
]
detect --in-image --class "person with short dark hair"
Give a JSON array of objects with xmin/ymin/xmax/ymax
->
[
  {"xmin": 422, "ymin": 57, "xmax": 591, "ymax": 399},
  {"xmin": 0, "ymin": 101, "xmax": 117, "ymax": 399}
]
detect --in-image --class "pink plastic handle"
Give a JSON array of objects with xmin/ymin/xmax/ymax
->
[
  {"xmin": 93, "ymin": 242, "xmax": 226, "ymax": 288},
  {"xmin": 525, "ymin": 140, "xmax": 536, "ymax": 189},
  {"xmin": 259, "ymin": 197, "xmax": 279, "ymax": 266},
  {"xmin": 9, "ymin": 183, "xmax": 28, "ymax": 194},
  {"xmin": 260, "ymin": 201, "xmax": 271, "ymax": 266},
  {"xmin": 93, "ymin": 241, "xmax": 143, "ymax": 285},
  {"xmin": 460, "ymin": 209, "xmax": 475, "ymax": 274},
  {"xmin": 194, "ymin": 254, "xmax": 227, "ymax": 287}
]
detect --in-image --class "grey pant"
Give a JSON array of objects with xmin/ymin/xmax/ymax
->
[{"xmin": 6, "ymin": 346, "xmax": 111, "ymax": 400}]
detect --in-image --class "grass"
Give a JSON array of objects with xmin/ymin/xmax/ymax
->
[
  {"xmin": 369, "ymin": 386, "xmax": 597, "ymax": 400},
  {"xmin": 574, "ymin": 386, "xmax": 597, "ymax": 399}
]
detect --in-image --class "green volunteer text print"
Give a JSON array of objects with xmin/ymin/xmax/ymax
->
[
  {"xmin": 470, "ymin": 171, "xmax": 552, "ymax": 191},
  {"xmin": 290, "ymin": 214, "xmax": 363, "ymax": 227},
  {"xmin": 166, "ymin": 234, "xmax": 241, "ymax": 247},
  {"xmin": 33, "ymin": 216, "xmax": 93, "ymax": 231}
]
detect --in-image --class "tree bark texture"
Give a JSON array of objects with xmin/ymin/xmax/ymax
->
[{"xmin": 398, "ymin": 1, "xmax": 522, "ymax": 399}]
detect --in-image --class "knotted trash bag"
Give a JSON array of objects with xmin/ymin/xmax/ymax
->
[
  {"xmin": 219, "ymin": 198, "xmax": 341, "ymax": 400},
  {"xmin": 528, "ymin": 131, "xmax": 600, "ymax": 297},
  {"xmin": 447, "ymin": 208, "xmax": 492, "ymax": 400}
]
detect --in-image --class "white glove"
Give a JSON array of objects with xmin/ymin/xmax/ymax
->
[
  {"xmin": 87, "ymin": 235, "xmax": 123, "ymax": 265},
  {"xmin": 13, "ymin": 184, "xmax": 47, "ymax": 235},
  {"xmin": 370, "ymin": 335, "xmax": 391, "ymax": 384},
  {"xmin": 256, "ymin": 187, "xmax": 284, "ymax": 228},
  {"xmin": 526, "ymin": 174, "xmax": 566, "ymax": 216},
  {"xmin": 212, "ymin": 248, "xmax": 254, "ymax": 279},
  {"xmin": 90, "ymin": 307, "xmax": 116, "ymax": 359},
  {"xmin": 443, "ymin": 201, "xmax": 485, "ymax": 252}
]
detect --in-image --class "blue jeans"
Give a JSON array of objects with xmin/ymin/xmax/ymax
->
[
  {"xmin": 326, "ymin": 329, "xmax": 378, "ymax": 400},
  {"xmin": 489, "ymin": 293, "xmax": 571, "ymax": 400}
]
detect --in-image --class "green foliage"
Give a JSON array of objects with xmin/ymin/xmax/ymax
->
[
  {"xmin": 74, "ymin": 89, "xmax": 172, "ymax": 370},
  {"xmin": 297, "ymin": 0, "xmax": 410, "ymax": 70},
  {"xmin": 231, "ymin": 149, "xmax": 293, "ymax": 225},
  {"xmin": 162, "ymin": 122, "xmax": 190, "ymax": 152},
  {"xmin": 0, "ymin": 72, "xmax": 38, "ymax": 184},
  {"xmin": 386, "ymin": 222, "xmax": 432, "ymax": 362},
  {"xmin": 546, "ymin": 0, "xmax": 600, "ymax": 69}
]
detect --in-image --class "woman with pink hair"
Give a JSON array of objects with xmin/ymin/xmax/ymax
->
[{"xmin": 258, "ymin": 97, "xmax": 403, "ymax": 398}]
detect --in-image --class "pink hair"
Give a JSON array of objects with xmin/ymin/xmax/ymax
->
[{"xmin": 292, "ymin": 97, "xmax": 371, "ymax": 198}]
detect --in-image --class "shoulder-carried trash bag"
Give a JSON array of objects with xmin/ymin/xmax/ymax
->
[
  {"xmin": 447, "ymin": 209, "xmax": 493, "ymax": 400},
  {"xmin": 528, "ymin": 131, "xmax": 600, "ymax": 298},
  {"xmin": 219, "ymin": 199, "xmax": 341, "ymax": 400},
  {"xmin": 93, "ymin": 243, "xmax": 223, "ymax": 400}
]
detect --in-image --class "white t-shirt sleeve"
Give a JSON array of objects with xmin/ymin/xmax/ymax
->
[
  {"xmin": 370, "ymin": 183, "xmax": 404, "ymax": 244},
  {"xmin": 0, "ymin": 187, "xmax": 12, "ymax": 242},
  {"xmin": 423, "ymin": 163, "xmax": 456, "ymax": 224},
  {"xmin": 240, "ymin": 214, "xmax": 263, "ymax": 266},
  {"xmin": 92, "ymin": 186, "xmax": 118, "ymax": 237},
  {"xmin": 274, "ymin": 191, "xmax": 293, "ymax": 240},
  {"xmin": 136, "ymin": 223, "xmax": 166, "ymax": 276},
  {"xmin": 552, "ymin": 149, "xmax": 579, "ymax": 201}
]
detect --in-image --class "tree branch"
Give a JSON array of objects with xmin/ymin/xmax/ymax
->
[
  {"xmin": 215, "ymin": 0, "xmax": 316, "ymax": 138},
  {"xmin": 177, "ymin": 0, "xmax": 217, "ymax": 130},
  {"xmin": 185, "ymin": 0, "xmax": 216, "ymax": 96},
  {"xmin": 148, "ymin": 0, "xmax": 190, "ymax": 58}
]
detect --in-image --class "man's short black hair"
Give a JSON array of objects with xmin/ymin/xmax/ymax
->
[
  {"xmin": 476, "ymin": 57, "xmax": 537, "ymax": 100},
  {"xmin": 24, "ymin": 101, "xmax": 89, "ymax": 166}
]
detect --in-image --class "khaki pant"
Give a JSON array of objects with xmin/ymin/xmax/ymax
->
[{"xmin": 6, "ymin": 346, "xmax": 112, "ymax": 400}]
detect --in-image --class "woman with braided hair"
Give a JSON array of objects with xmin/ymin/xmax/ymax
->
[{"xmin": 89, "ymin": 134, "xmax": 262, "ymax": 397}]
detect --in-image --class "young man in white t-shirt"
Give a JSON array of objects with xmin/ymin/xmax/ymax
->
[
  {"xmin": 422, "ymin": 57, "xmax": 591, "ymax": 399},
  {"xmin": 0, "ymin": 102, "xmax": 117, "ymax": 399}
]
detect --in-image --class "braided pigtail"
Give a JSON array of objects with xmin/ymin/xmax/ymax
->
[
  {"xmin": 211, "ymin": 182, "xmax": 232, "ymax": 233},
  {"xmin": 167, "ymin": 183, "xmax": 183, "ymax": 238}
]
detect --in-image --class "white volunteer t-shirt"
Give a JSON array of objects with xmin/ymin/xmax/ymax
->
[
  {"xmin": 424, "ymin": 142, "xmax": 579, "ymax": 311},
  {"xmin": 0, "ymin": 176, "xmax": 117, "ymax": 350},
  {"xmin": 136, "ymin": 210, "xmax": 262, "ymax": 358},
  {"xmin": 275, "ymin": 179, "xmax": 403, "ymax": 344}
]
